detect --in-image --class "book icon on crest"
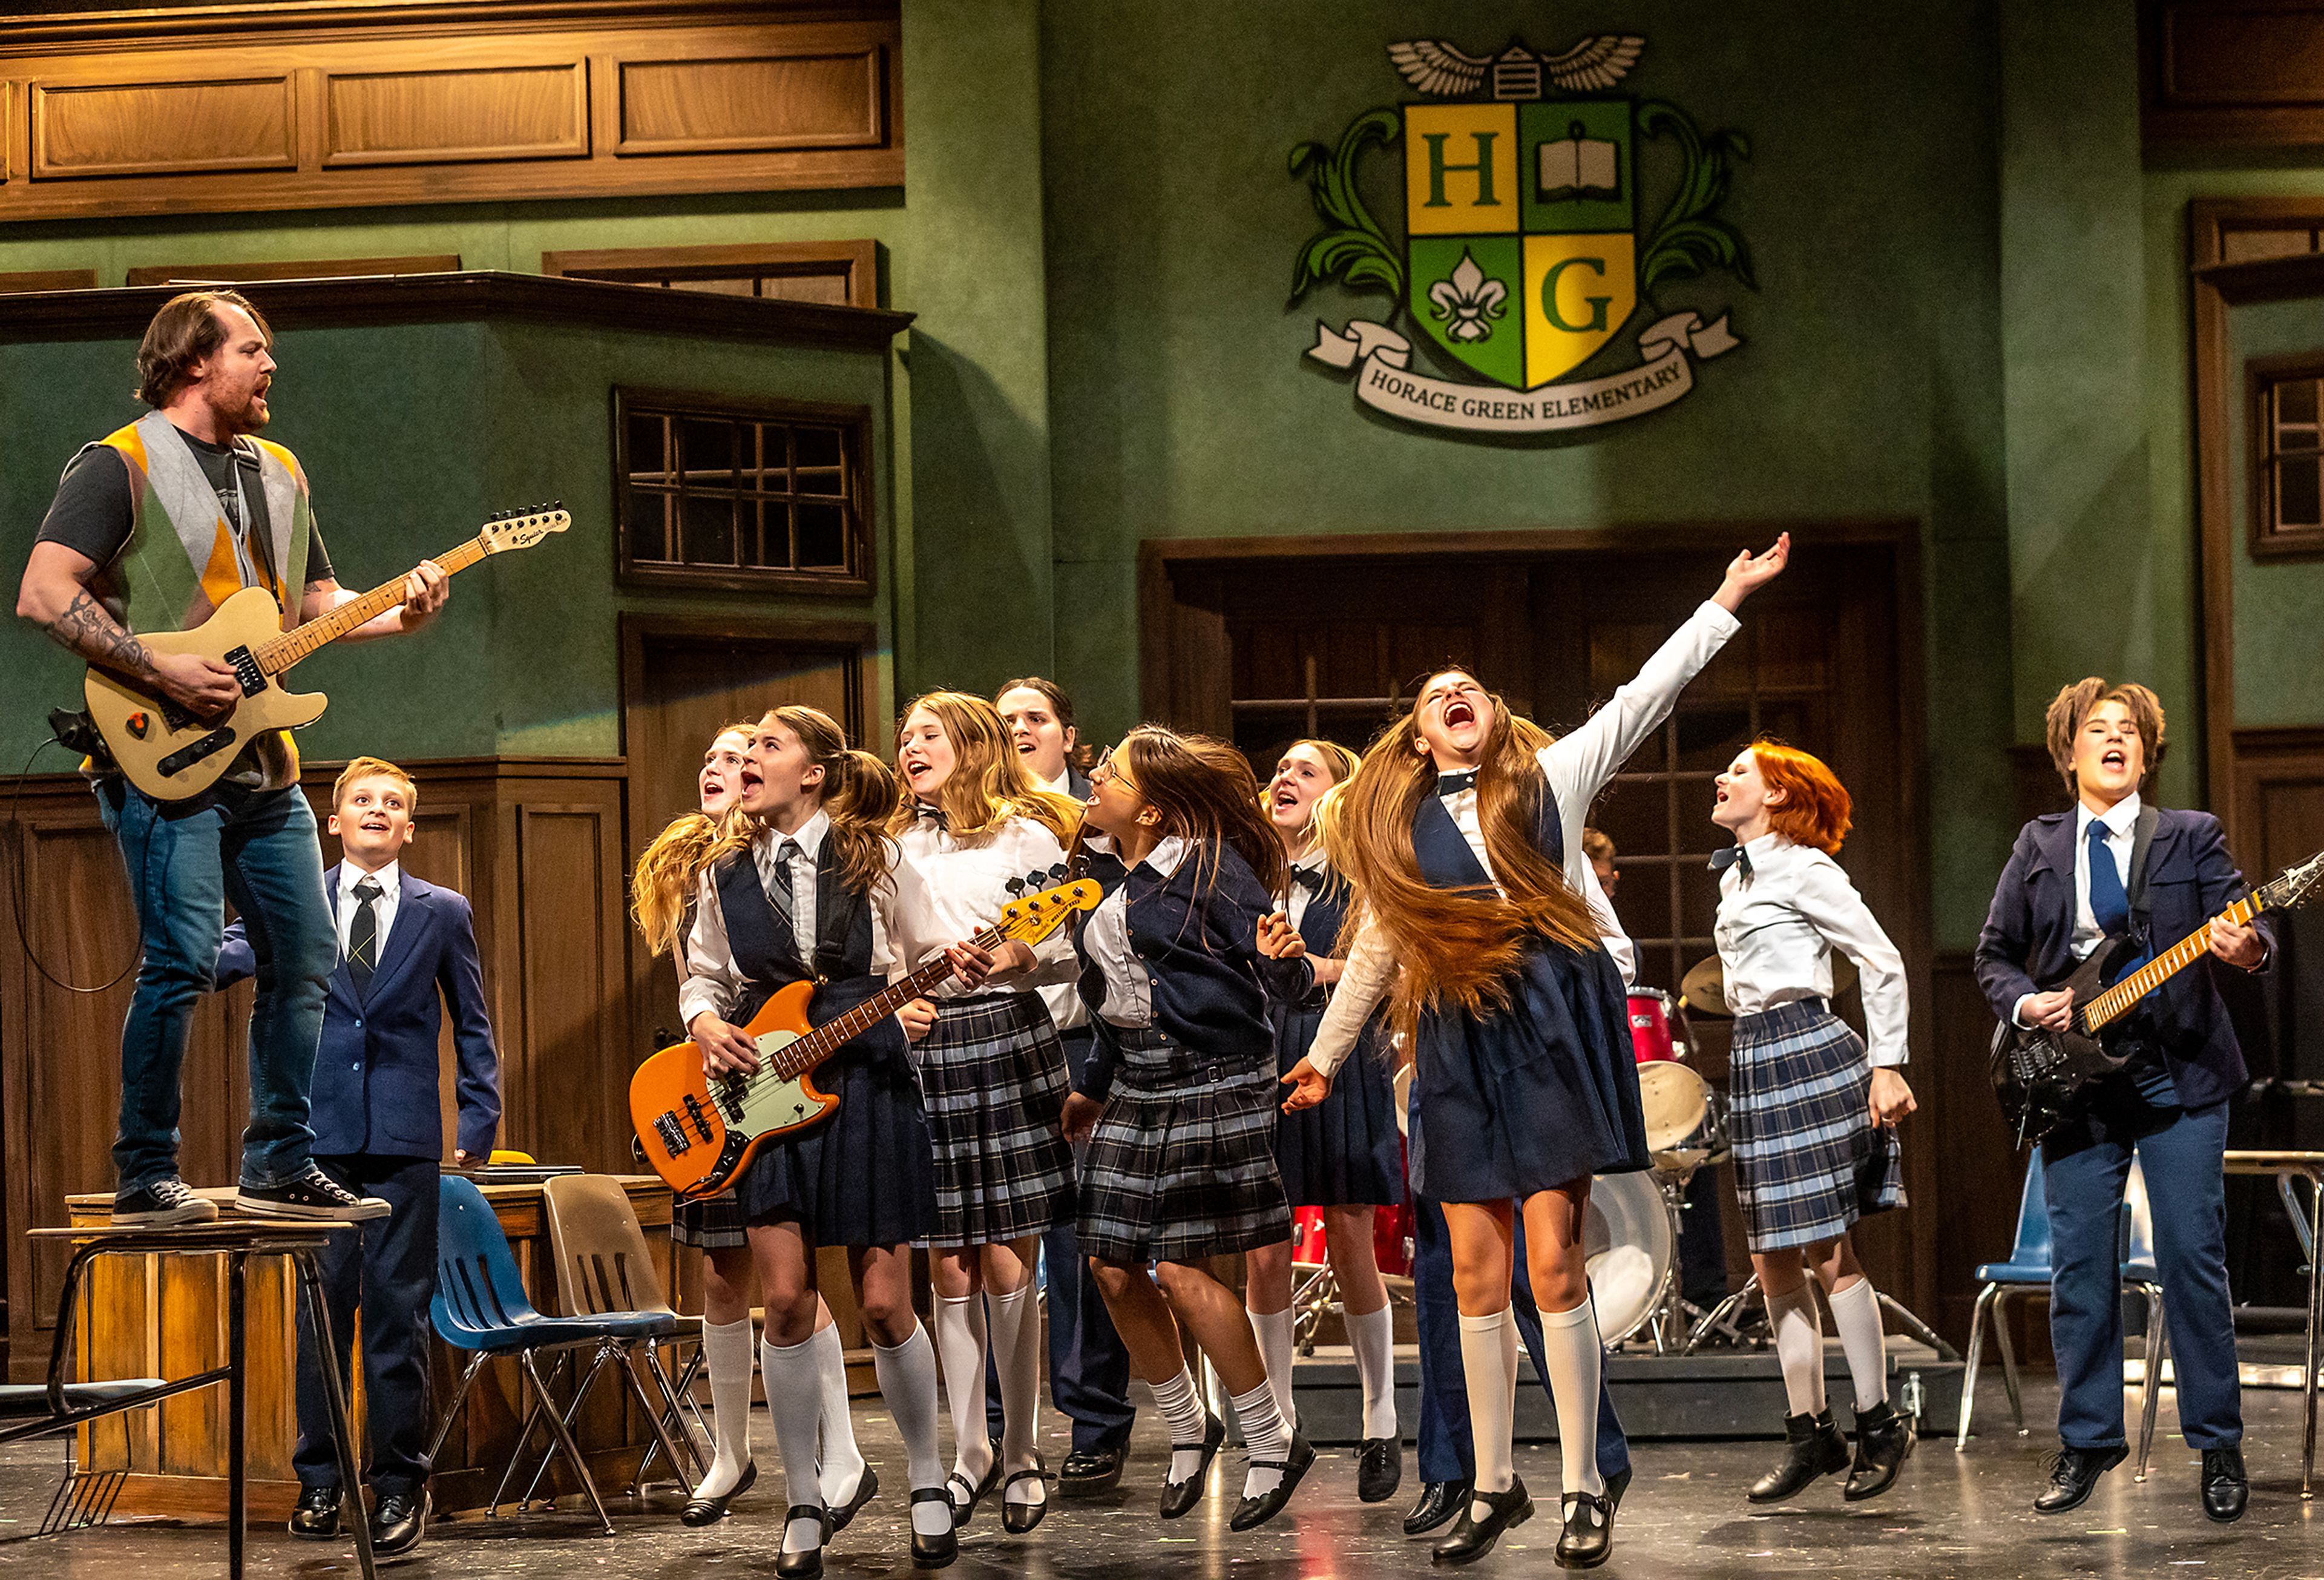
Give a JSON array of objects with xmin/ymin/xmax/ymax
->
[{"xmin": 1538, "ymin": 120, "xmax": 1620, "ymax": 202}]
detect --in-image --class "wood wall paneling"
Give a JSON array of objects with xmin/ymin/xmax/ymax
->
[
  {"xmin": 543, "ymin": 239, "xmax": 878, "ymax": 308},
  {"xmin": 2145, "ymin": 1, "xmax": 2324, "ymax": 147},
  {"xmin": 0, "ymin": 267, "xmax": 97, "ymax": 292},
  {"xmin": 616, "ymin": 49, "xmax": 885, "ymax": 154},
  {"xmin": 123, "ymin": 255, "xmax": 461, "ymax": 287},
  {"xmin": 323, "ymin": 64, "xmax": 588, "ymax": 167},
  {"xmin": 31, "ymin": 75, "xmax": 295, "ymax": 179}
]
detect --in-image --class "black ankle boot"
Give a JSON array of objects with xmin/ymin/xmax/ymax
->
[
  {"xmin": 1843, "ymin": 1400, "xmax": 1915, "ymax": 1502},
  {"xmin": 1747, "ymin": 1410, "xmax": 1851, "ymax": 1503}
]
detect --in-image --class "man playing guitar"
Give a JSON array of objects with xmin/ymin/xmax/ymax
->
[
  {"xmin": 1974, "ymin": 679, "xmax": 2267, "ymax": 1522},
  {"xmin": 15, "ymin": 289, "xmax": 448, "ymax": 1226}
]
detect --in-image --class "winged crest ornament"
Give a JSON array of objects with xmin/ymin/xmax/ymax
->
[{"xmin": 1388, "ymin": 34, "xmax": 1645, "ymax": 100}]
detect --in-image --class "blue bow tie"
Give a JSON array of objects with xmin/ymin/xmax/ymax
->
[
  {"xmin": 1709, "ymin": 844, "xmax": 1753, "ymax": 880},
  {"xmin": 1437, "ymin": 770, "xmax": 1478, "ymax": 796}
]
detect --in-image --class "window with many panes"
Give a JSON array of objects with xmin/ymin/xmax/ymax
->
[
  {"xmin": 616, "ymin": 389, "xmax": 872, "ymax": 595},
  {"xmin": 2251, "ymin": 357, "xmax": 2324, "ymax": 559}
]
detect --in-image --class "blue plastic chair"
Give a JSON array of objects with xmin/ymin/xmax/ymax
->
[{"xmin": 425, "ymin": 1174, "xmax": 670, "ymax": 1533}]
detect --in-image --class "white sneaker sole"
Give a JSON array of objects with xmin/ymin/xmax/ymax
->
[
  {"xmin": 113, "ymin": 1202, "xmax": 220, "ymax": 1227},
  {"xmin": 234, "ymin": 1194, "xmax": 392, "ymax": 1222}
]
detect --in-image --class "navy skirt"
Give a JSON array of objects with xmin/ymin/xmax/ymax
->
[
  {"xmin": 1272, "ymin": 999, "xmax": 1404, "ymax": 1208},
  {"xmin": 1407, "ymin": 937, "xmax": 1648, "ymax": 1204},
  {"xmin": 732, "ymin": 1047, "xmax": 938, "ymax": 1249}
]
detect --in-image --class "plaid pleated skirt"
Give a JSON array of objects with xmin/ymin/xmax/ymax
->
[
  {"xmin": 917, "ymin": 992, "xmax": 1075, "ymax": 1246},
  {"xmin": 1079, "ymin": 1025, "xmax": 1292, "ymax": 1265},
  {"xmin": 1728, "ymin": 999, "xmax": 1905, "ymax": 1252},
  {"xmin": 671, "ymin": 1191, "xmax": 747, "ymax": 1251}
]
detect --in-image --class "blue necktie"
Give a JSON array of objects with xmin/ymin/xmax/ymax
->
[{"xmin": 2087, "ymin": 819, "xmax": 2130, "ymax": 936}]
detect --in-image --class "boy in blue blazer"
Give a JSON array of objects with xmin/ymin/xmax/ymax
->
[{"xmin": 218, "ymin": 755, "xmax": 501, "ymax": 1556}]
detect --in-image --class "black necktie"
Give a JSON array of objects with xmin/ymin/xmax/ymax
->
[
  {"xmin": 915, "ymin": 802, "xmax": 947, "ymax": 828},
  {"xmin": 1437, "ymin": 770, "xmax": 1478, "ymax": 796},
  {"xmin": 1709, "ymin": 846, "xmax": 1752, "ymax": 880},
  {"xmin": 1289, "ymin": 866, "xmax": 1325, "ymax": 895},
  {"xmin": 768, "ymin": 838, "xmax": 801, "ymax": 931},
  {"xmin": 347, "ymin": 877, "xmax": 382, "ymax": 991}
]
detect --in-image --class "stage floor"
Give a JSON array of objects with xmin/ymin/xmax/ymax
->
[{"xmin": 0, "ymin": 1373, "xmax": 2313, "ymax": 1578}]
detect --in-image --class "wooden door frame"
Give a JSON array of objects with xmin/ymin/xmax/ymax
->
[{"xmin": 617, "ymin": 613, "xmax": 878, "ymax": 759}]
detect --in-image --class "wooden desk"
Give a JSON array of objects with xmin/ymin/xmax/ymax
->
[
  {"xmin": 64, "ymin": 1174, "xmax": 676, "ymax": 1519},
  {"xmin": 2222, "ymin": 1150, "xmax": 2323, "ymax": 1499}
]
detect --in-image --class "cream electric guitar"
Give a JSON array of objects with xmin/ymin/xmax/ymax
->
[{"xmin": 85, "ymin": 506, "xmax": 570, "ymax": 800}]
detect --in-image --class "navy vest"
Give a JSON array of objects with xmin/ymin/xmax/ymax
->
[
  {"xmin": 1410, "ymin": 775, "xmax": 1564, "ymax": 893},
  {"xmin": 711, "ymin": 840, "xmax": 879, "ymax": 1024}
]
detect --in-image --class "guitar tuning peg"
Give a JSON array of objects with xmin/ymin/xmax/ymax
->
[
  {"xmin": 1005, "ymin": 877, "xmax": 1026, "ymax": 895},
  {"xmin": 1048, "ymin": 864, "xmax": 1068, "ymax": 882}
]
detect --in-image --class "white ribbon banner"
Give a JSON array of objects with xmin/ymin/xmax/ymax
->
[{"xmin": 1308, "ymin": 311, "xmax": 1739, "ymax": 434}]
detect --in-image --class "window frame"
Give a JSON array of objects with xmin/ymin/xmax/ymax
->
[
  {"xmin": 2248, "ymin": 351, "xmax": 2324, "ymax": 560},
  {"xmin": 612, "ymin": 385, "xmax": 877, "ymax": 597}
]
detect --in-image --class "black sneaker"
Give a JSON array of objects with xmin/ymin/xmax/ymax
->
[
  {"xmin": 114, "ymin": 1177, "xmax": 219, "ymax": 1227},
  {"xmin": 236, "ymin": 1165, "xmax": 390, "ymax": 1222}
]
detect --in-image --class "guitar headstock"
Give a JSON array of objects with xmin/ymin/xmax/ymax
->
[
  {"xmin": 997, "ymin": 879, "xmax": 1102, "ymax": 945},
  {"xmin": 479, "ymin": 502, "xmax": 572, "ymax": 554},
  {"xmin": 2261, "ymin": 848, "xmax": 2324, "ymax": 913}
]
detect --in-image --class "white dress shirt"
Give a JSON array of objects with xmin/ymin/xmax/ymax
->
[
  {"xmin": 680, "ymin": 813, "xmax": 901, "ymax": 1029},
  {"xmin": 1283, "ymin": 845, "xmax": 1328, "ymax": 933},
  {"xmin": 1083, "ymin": 833, "xmax": 1189, "ymax": 1026},
  {"xmin": 1308, "ymin": 599, "xmax": 1740, "ymax": 1076},
  {"xmin": 887, "ymin": 811, "xmax": 1082, "ymax": 1010},
  {"xmin": 2008, "ymin": 792, "xmax": 2140, "ymax": 1028},
  {"xmin": 337, "ymin": 860, "xmax": 401, "ymax": 962},
  {"xmin": 1715, "ymin": 832, "xmax": 1909, "ymax": 1067},
  {"xmin": 1035, "ymin": 765, "xmax": 1075, "ymax": 797}
]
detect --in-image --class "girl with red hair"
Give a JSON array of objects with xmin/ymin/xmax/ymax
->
[{"xmin": 1708, "ymin": 740, "xmax": 1915, "ymax": 1506}]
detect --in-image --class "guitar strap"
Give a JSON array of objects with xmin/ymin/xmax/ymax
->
[{"xmin": 2126, "ymin": 803, "xmax": 2160, "ymax": 941}]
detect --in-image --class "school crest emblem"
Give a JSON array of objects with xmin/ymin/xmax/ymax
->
[{"xmin": 1291, "ymin": 32, "xmax": 1753, "ymax": 435}]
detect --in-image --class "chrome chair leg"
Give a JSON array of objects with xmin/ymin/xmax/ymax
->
[
  {"xmin": 2135, "ymin": 1285, "xmax": 2168, "ymax": 1484},
  {"xmin": 521, "ymin": 1348, "xmax": 615, "ymax": 1536},
  {"xmin": 1957, "ymin": 1282, "xmax": 1996, "ymax": 1450},
  {"xmin": 1992, "ymin": 1289, "xmax": 2027, "ymax": 1433}
]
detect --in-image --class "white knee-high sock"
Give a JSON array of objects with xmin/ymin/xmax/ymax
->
[
  {"xmin": 1825, "ymin": 1277, "xmax": 1889, "ymax": 1412},
  {"xmin": 1538, "ymin": 1298, "xmax": 1607, "ymax": 1499},
  {"xmin": 1232, "ymin": 1378, "xmax": 1291, "ymax": 1500},
  {"xmin": 1457, "ymin": 1306, "xmax": 1519, "ymax": 1508},
  {"xmin": 871, "ymin": 1323, "xmax": 952, "ymax": 1539},
  {"xmin": 985, "ymin": 1285, "xmax": 1046, "ymax": 1507},
  {"xmin": 1346, "ymin": 1303, "xmax": 1398, "ymax": 1441},
  {"xmin": 763, "ymin": 1335, "xmax": 830, "ymax": 1554},
  {"xmin": 1150, "ymin": 1366, "xmax": 1210, "ymax": 1485},
  {"xmin": 697, "ymin": 1315, "xmax": 756, "ymax": 1500},
  {"xmin": 1246, "ymin": 1305, "xmax": 1299, "ymax": 1433},
  {"xmin": 810, "ymin": 1321, "xmax": 865, "ymax": 1505},
  {"xmin": 1765, "ymin": 1281, "xmax": 1827, "ymax": 1418},
  {"xmin": 933, "ymin": 1292, "xmax": 994, "ymax": 1486}
]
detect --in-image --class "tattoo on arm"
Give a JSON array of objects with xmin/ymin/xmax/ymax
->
[
  {"xmin": 44, "ymin": 590, "xmax": 153, "ymax": 676},
  {"xmin": 304, "ymin": 578, "xmax": 329, "ymax": 594}
]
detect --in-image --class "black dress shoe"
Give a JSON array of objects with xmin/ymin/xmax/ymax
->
[
  {"xmin": 372, "ymin": 1489, "xmax": 427, "ymax": 1558},
  {"xmin": 288, "ymin": 1484, "xmax": 340, "ymax": 1539},
  {"xmin": 1405, "ymin": 1479, "xmax": 1468, "ymax": 1535},
  {"xmin": 1555, "ymin": 1489, "xmax": 1613, "ymax": 1570},
  {"xmin": 775, "ymin": 1505, "xmax": 832, "ymax": 1578},
  {"xmin": 681, "ymin": 1460, "xmax": 757, "ymax": 1526},
  {"xmin": 1230, "ymin": 1431, "xmax": 1316, "ymax": 1531},
  {"xmin": 1059, "ymin": 1444, "xmax": 1126, "ymax": 1498},
  {"xmin": 947, "ymin": 1438, "xmax": 1002, "ymax": 1529},
  {"xmin": 1431, "ymin": 1477, "xmax": 1532, "ymax": 1565},
  {"xmin": 1843, "ymin": 1400, "xmax": 1915, "ymax": 1502},
  {"xmin": 2034, "ymin": 1444, "xmax": 2127, "ymax": 1515},
  {"xmin": 1160, "ymin": 1412, "xmax": 1225, "ymax": 1519},
  {"xmin": 910, "ymin": 1487, "xmax": 958, "ymax": 1569},
  {"xmin": 1357, "ymin": 1435, "xmax": 1403, "ymax": 1503},
  {"xmin": 1000, "ymin": 1464, "xmax": 1049, "ymax": 1534},
  {"xmin": 827, "ymin": 1464, "xmax": 878, "ymax": 1532},
  {"xmin": 2201, "ymin": 1447, "xmax": 2248, "ymax": 1524},
  {"xmin": 1747, "ymin": 1410, "xmax": 1851, "ymax": 1503}
]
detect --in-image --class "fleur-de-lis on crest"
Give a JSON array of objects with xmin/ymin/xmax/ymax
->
[{"xmin": 1427, "ymin": 249, "xmax": 1506, "ymax": 341}]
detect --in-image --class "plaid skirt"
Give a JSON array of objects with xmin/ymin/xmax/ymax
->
[
  {"xmin": 1080, "ymin": 1025, "xmax": 1292, "ymax": 1265},
  {"xmin": 671, "ymin": 1191, "xmax": 747, "ymax": 1251},
  {"xmin": 917, "ymin": 992, "xmax": 1075, "ymax": 1245},
  {"xmin": 1728, "ymin": 999, "xmax": 1905, "ymax": 1252}
]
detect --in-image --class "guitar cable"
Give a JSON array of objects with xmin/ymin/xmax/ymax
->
[{"xmin": 9, "ymin": 724, "xmax": 145, "ymax": 994}]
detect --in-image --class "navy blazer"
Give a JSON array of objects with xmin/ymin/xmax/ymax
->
[
  {"xmin": 220, "ymin": 864, "xmax": 502, "ymax": 1159},
  {"xmin": 1070, "ymin": 838, "xmax": 1276, "ymax": 1098},
  {"xmin": 1973, "ymin": 806, "xmax": 2270, "ymax": 1111}
]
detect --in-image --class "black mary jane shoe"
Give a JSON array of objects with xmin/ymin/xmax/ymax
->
[
  {"xmin": 775, "ymin": 1506, "xmax": 832, "ymax": 1579},
  {"xmin": 1357, "ymin": 1435, "xmax": 1403, "ymax": 1504},
  {"xmin": 2033, "ymin": 1443, "xmax": 2127, "ymax": 1515},
  {"xmin": 1059, "ymin": 1444, "xmax": 1126, "ymax": 1499},
  {"xmin": 1843, "ymin": 1400, "xmax": 1915, "ymax": 1502},
  {"xmin": 1230, "ymin": 1431, "xmax": 1316, "ymax": 1532},
  {"xmin": 2201, "ymin": 1447, "xmax": 2248, "ymax": 1524},
  {"xmin": 681, "ymin": 1461, "xmax": 757, "ymax": 1527},
  {"xmin": 1160, "ymin": 1412, "xmax": 1226, "ymax": 1519},
  {"xmin": 827, "ymin": 1464, "xmax": 879, "ymax": 1532},
  {"xmin": 910, "ymin": 1487, "xmax": 959, "ymax": 1570},
  {"xmin": 946, "ymin": 1438, "xmax": 1003, "ymax": 1530},
  {"xmin": 1405, "ymin": 1479, "xmax": 1468, "ymax": 1536},
  {"xmin": 1747, "ymin": 1410, "xmax": 1851, "ymax": 1503},
  {"xmin": 288, "ymin": 1484, "xmax": 341, "ymax": 1540},
  {"xmin": 1431, "ymin": 1477, "xmax": 1532, "ymax": 1566},
  {"xmin": 1555, "ymin": 1489, "xmax": 1613, "ymax": 1570},
  {"xmin": 1000, "ymin": 1463, "xmax": 1050, "ymax": 1535}
]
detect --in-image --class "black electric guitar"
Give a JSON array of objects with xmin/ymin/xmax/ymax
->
[{"xmin": 1990, "ymin": 848, "xmax": 2324, "ymax": 1143}]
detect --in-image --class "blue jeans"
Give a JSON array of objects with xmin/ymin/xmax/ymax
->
[
  {"xmin": 2044, "ymin": 1081, "xmax": 2240, "ymax": 1452},
  {"xmin": 97, "ymin": 777, "xmax": 333, "ymax": 1191}
]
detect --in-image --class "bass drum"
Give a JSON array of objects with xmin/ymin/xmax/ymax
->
[{"xmin": 1584, "ymin": 1171, "xmax": 1675, "ymax": 1347}]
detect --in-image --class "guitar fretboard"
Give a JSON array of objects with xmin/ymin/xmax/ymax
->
[
  {"xmin": 731, "ymin": 920, "xmax": 1002, "ymax": 1094},
  {"xmin": 2081, "ymin": 892, "xmax": 2265, "ymax": 1033},
  {"xmin": 254, "ymin": 535, "xmax": 491, "ymax": 674}
]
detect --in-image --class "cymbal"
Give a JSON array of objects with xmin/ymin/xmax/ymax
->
[{"xmin": 1679, "ymin": 955, "xmax": 1730, "ymax": 1018}]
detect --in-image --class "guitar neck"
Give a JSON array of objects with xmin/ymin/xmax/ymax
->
[
  {"xmin": 762, "ymin": 921, "xmax": 1002, "ymax": 1081},
  {"xmin": 2083, "ymin": 893, "xmax": 2265, "ymax": 1032},
  {"xmin": 254, "ymin": 535, "xmax": 490, "ymax": 674}
]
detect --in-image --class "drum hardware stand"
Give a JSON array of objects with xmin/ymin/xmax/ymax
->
[{"xmin": 1683, "ymin": 1276, "xmax": 1956, "ymax": 1360}]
